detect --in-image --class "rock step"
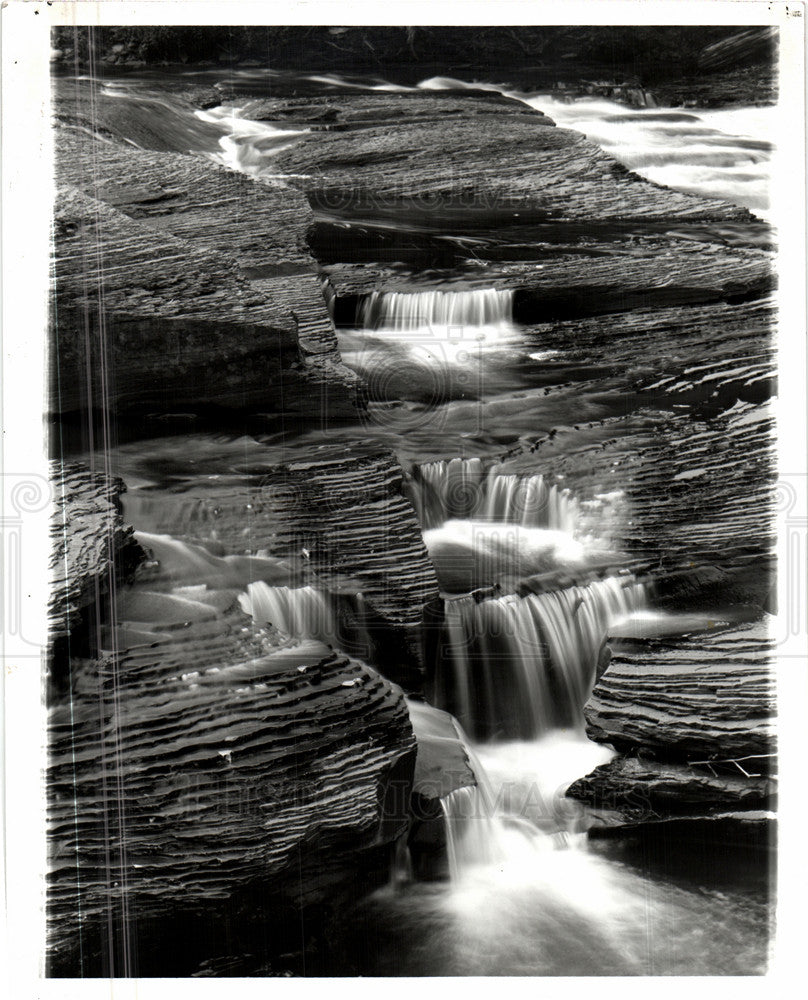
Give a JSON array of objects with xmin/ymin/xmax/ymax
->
[
  {"xmin": 125, "ymin": 450, "xmax": 441, "ymax": 683},
  {"xmin": 271, "ymin": 91, "xmax": 755, "ymax": 222},
  {"xmin": 583, "ymin": 616, "xmax": 776, "ymax": 758},
  {"xmin": 49, "ymin": 463, "xmax": 140, "ymax": 642},
  {"xmin": 47, "ymin": 610, "xmax": 415, "ymax": 973},
  {"xmin": 501, "ymin": 399, "xmax": 774, "ymax": 607},
  {"xmin": 55, "ymin": 127, "xmax": 315, "ymax": 272},
  {"xmin": 327, "ymin": 237, "xmax": 773, "ymax": 319},
  {"xmin": 51, "ymin": 125, "xmax": 363, "ymax": 419}
]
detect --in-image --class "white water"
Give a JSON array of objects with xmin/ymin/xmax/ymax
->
[
  {"xmin": 360, "ymin": 288, "xmax": 514, "ymax": 329},
  {"xmin": 194, "ymin": 105, "xmax": 309, "ymax": 177},
  {"xmin": 417, "ymin": 75, "xmax": 774, "ymax": 219},
  {"xmin": 412, "ymin": 456, "xmax": 579, "ymax": 532},
  {"xmin": 436, "ymin": 576, "xmax": 646, "ymax": 739},
  {"xmin": 239, "ymin": 581, "xmax": 339, "ymax": 646},
  {"xmin": 425, "ymin": 520, "xmax": 589, "ymax": 595},
  {"xmin": 349, "ymin": 288, "xmax": 518, "ymax": 367}
]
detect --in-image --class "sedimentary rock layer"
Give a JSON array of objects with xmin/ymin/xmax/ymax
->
[
  {"xmin": 326, "ymin": 239, "xmax": 773, "ymax": 320},
  {"xmin": 48, "ymin": 600, "xmax": 415, "ymax": 975},
  {"xmin": 267, "ymin": 91, "xmax": 758, "ymax": 222},
  {"xmin": 126, "ymin": 449, "xmax": 441, "ymax": 685},
  {"xmin": 567, "ymin": 752, "xmax": 775, "ymax": 819},
  {"xmin": 51, "ymin": 121, "xmax": 363, "ymax": 418},
  {"xmin": 500, "ymin": 398, "xmax": 775, "ymax": 607},
  {"xmin": 582, "ymin": 616, "xmax": 776, "ymax": 758},
  {"xmin": 49, "ymin": 462, "xmax": 138, "ymax": 641}
]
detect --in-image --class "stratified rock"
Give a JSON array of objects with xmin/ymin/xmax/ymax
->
[
  {"xmin": 582, "ymin": 616, "xmax": 776, "ymax": 759},
  {"xmin": 327, "ymin": 237, "xmax": 773, "ymax": 321},
  {"xmin": 501, "ymin": 399, "xmax": 775, "ymax": 608},
  {"xmin": 52, "ymin": 79, "xmax": 227, "ymax": 153},
  {"xmin": 567, "ymin": 752, "xmax": 775, "ymax": 819},
  {"xmin": 269, "ymin": 91, "xmax": 757, "ymax": 222},
  {"xmin": 51, "ymin": 123, "xmax": 364, "ymax": 420},
  {"xmin": 48, "ymin": 600, "xmax": 416, "ymax": 976},
  {"xmin": 126, "ymin": 449, "xmax": 441, "ymax": 687},
  {"xmin": 49, "ymin": 462, "xmax": 140, "ymax": 642}
]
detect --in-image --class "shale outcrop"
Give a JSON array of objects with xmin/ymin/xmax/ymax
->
[
  {"xmin": 48, "ymin": 599, "xmax": 416, "ymax": 976},
  {"xmin": 582, "ymin": 616, "xmax": 775, "ymax": 758},
  {"xmin": 49, "ymin": 462, "xmax": 140, "ymax": 643},
  {"xmin": 567, "ymin": 616, "xmax": 776, "ymax": 829},
  {"xmin": 124, "ymin": 449, "xmax": 441, "ymax": 689},
  {"xmin": 268, "ymin": 91, "xmax": 758, "ymax": 223},
  {"xmin": 51, "ymin": 88, "xmax": 363, "ymax": 422}
]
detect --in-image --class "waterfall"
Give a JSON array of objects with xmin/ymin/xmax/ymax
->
[
  {"xmin": 359, "ymin": 288, "xmax": 514, "ymax": 330},
  {"xmin": 239, "ymin": 581, "xmax": 339, "ymax": 646},
  {"xmin": 435, "ymin": 576, "xmax": 646, "ymax": 740},
  {"xmin": 411, "ymin": 457, "xmax": 579, "ymax": 533},
  {"xmin": 440, "ymin": 733, "xmax": 553, "ymax": 879}
]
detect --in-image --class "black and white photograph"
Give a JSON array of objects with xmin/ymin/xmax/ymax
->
[{"xmin": 1, "ymin": 0, "xmax": 806, "ymax": 990}]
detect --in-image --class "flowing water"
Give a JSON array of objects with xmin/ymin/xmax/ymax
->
[
  {"xmin": 437, "ymin": 578, "xmax": 646, "ymax": 739},
  {"xmin": 63, "ymin": 65, "xmax": 774, "ymax": 976},
  {"xmin": 414, "ymin": 74, "xmax": 775, "ymax": 219}
]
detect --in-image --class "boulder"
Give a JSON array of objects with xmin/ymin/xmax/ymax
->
[
  {"xmin": 582, "ymin": 616, "xmax": 776, "ymax": 759},
  {"xmin": 47, "ymin": 600, "xmax": 416, "ymax": 976}
]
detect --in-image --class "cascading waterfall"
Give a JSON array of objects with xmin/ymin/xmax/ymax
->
[
  {"xmin": 359, "ymin": 288, "xmax": 514, "ymax": 331},
  {"xmin": 435, "ymin": 576, "xmax": 646, "ymax": 740},
  {"xmin": 411, "ymin": 457, "xmax": 579, "ymax": 532},
  {"xmin": 239, "ymin": 581, "xmax": 339, "ymax": 646}
]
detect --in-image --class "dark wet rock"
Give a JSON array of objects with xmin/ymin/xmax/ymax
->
[
  {"xmin": 47, "ymin": 609, "xmax": 416, "ymax": 976},
  {"xmin": 408, "ymin": 700, "xmax": 475, "ymax": 805},
  {"xmin": 51, "ymin": 120, "xmax": 364, "ymax": 421},
  {"xmin": 501, "ymin": 399, "xmax": 775, "ymax": 609},
  {"xmin": 327, "ymin": 237, "xmax": 773, "ymax": 321},
  {"xmin": 568, "ymin": 615, "xmax": 776, "ymax": 838},
  {"xmin": 518, "ymin": 295, "xmax": 776, "ymax": 412},
  {"xmin": 125, "ymin": 449, "xmax": 441, "ymax": 688},
  {"xmin": 651, "ymin": 62, "xmax": 778, "ymax": 109},
  {"xmin": 49, "ymin": 462, "xmax": 142, "ymax": 643},
  {"xmin": 238, "ymin": 90, "xmax": 546, "ymax": 129},
  {"xmin": 585, "ymin": 810, "xmax": 775, "ymax": 852},
  {"xmin": 268, "ymin": 91, "xmax": 757, "ymax": 223},
  {"xmin": 582, "ymin": 616, "xmax": 775, "ymax": 759},
  {"xmin": 51, "ymin": 78, "xmax": 226, "ymax": 152},
  {"xmin": 567, "ymin": 753, "xmax": 775, "ymax": 818}
]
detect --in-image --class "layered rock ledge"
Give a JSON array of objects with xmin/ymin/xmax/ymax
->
[
  {"xmin": 567, "ymin": 616, "xmax": 776, "ymax": 833},
  {"xmin": 124, "ymin": 448, "xmax": 441, "ymax": 688},
  {"xmin": 51, "ymin": 107, "xmax": 364, "ymax": 422},
  {"xmin": 49, "ymin": 462, "xmax": 140, "ymax": 643},
  {"xmin": 48, "ymin": 599, "xmax": 416, "ymax": 975}
]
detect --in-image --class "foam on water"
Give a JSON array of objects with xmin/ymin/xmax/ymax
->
[{"xmin": 195, "ymin": 105, "xmax": 309, "ymax": 176}]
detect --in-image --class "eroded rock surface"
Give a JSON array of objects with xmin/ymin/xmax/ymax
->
[
  {"xmin": 48, "ymin": 605, "xmax": 415, "ymax": 975},
  {"xmin": 268, "ymin": 91, "xmax": 758, "ymax": 223},
  {"xmin": 125, "ymin": 449, "xmax": 442, "ymax": 687},
  {"xmin": 583, "ymin": 616, "xmax": 775, "ymax": 758},
  {"xmin": 49, "ymin": 462, "xmax": 140, "ymax": 642},
  {"xmin": 51, "ymin": 115, "xmax": 364, "ymax": 420}
]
